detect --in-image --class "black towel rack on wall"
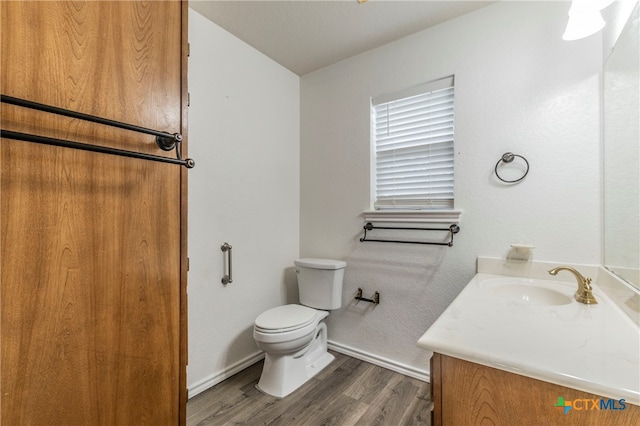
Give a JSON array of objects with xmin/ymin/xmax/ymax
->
[
  {"xmin": 359, "ymin": 222, "xmax": 460, "ymax": 247},
  {"xmin": 0, "ymin": 94, "xmax": 195, "ymax": 168}
]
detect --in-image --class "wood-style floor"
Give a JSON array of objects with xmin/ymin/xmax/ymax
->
[{"xmin": 187, "ymin": 351, "xmax": 432, "ymax": 426}]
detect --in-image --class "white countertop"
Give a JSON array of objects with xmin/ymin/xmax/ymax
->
[{"xmin": 417, "ymin": 258, "xmax": 640, "ymax": 406}]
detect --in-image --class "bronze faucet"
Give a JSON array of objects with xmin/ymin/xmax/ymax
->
[{"xmin": 548, "ymin": 266, "xmax": 597, "ymax": 305}]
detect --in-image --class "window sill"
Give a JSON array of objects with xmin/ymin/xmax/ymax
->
[{"xmin": 362, "ymin": 209, "xmax": 462, "ymax": 224}]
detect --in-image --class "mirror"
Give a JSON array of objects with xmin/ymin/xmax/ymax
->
[{"xmin": 603, "ymin": 3, "xmax": 639, "ymax": 289}]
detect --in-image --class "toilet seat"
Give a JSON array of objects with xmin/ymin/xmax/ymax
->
[
  {"xmin": 253, "ymin": 304, "xmax": 328, "ymax": 345},
  {"xmin": 254, "ymin": 304, "xmax": 319, "ymax": 334}
]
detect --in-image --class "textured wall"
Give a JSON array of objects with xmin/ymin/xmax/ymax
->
[
  {"xmin": 300, "ymin": 1, "xmax": 603, "ymax": 376},
  {"xmin": 187, "ymin": 9, "xmax": 300, "ymax": 394}
]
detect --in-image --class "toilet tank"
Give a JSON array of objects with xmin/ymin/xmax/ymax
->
[{"xmin": 294, "ymin": 258, "xmax": 346, "ymax": 310}]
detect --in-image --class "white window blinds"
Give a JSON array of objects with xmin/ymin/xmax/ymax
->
[{"xmin": 372, "ymin": 76, "xmax": 455, "ymax": 209}]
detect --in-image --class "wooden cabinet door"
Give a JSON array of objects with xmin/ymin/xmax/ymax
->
[
  {"xmin": 0, "ymin": 1, "xmax": 188, "ymax": 425},
  {"xmin": 433, "ymin": 353, "xmax": 640, "ymax": 426}
]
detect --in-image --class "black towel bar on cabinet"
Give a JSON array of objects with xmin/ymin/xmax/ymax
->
[
  {"xmin": 359, "ymin": 222, "xmax": 460, "ymax": 247},
  {"xmin": 0, "ymin": 94, "xmax": 194, "ymax": 168}
]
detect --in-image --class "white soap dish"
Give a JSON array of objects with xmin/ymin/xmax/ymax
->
[{"xmin": 510, "ymin": 244, "xmax": 535, "ymax": 254}]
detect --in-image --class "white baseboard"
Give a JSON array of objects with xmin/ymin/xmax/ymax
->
[
  {"xmin": 328, "ymin": 340, "xmax": 430, "ymax": 383},
  {"xmin": 188, "ymin": 342, "xmax": 430, "ymax": 399},
  {"xmin": 187, "ymin": 351, "xmax": 265, "ymax": 399}
]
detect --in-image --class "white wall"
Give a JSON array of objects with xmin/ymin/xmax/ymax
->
[
  {"xmin": 187, "ymin": 9, "xmax": 300, "ymax": 396},
  {"xmin": 602, "ymin": 0, "xmax": 639, "ymax": 59},
  {"xmin": 300, "ymin": 1, "xmax": 603, "ymax": 377}
]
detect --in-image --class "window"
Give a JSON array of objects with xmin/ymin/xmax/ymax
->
[{"xmin": 371, "ymin": 76, "xmax": 455, "ymax": 210}]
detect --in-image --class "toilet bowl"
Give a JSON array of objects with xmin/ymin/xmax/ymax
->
[
  {"xmin": 253, "ymin": 258, "xmax": 346, "ymax": 398},
  {"xmin": 254, "ymin": 304, "xmax": 334, "ymax": 397}
]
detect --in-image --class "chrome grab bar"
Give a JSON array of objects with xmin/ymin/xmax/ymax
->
[{"xmin": 221, "ymin": 242, "xmax": 233, "ymax": 284}]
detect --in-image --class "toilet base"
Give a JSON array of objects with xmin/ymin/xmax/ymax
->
[{"xmin": 256, "ymin": 324, "xmax": 334, "ymax": 398}]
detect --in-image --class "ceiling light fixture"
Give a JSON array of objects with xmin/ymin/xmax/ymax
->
[{"xmin": 563, "ymin": 0, "xmax": 615, "ymax": 40}]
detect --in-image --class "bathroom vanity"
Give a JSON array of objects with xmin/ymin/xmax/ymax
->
[
  {"xmin": 430, "ymin": 353, "xmax": 639, "ymax": 425},
  {"xmin": 418, "ymin": 257, "xmax": 640, "ymax": 425}
]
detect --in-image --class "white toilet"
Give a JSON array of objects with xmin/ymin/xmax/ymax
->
[{"xmin": 253, "ymin": 258, "xmax": 346, "ymax": 398}]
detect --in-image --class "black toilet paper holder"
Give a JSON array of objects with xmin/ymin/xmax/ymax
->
[{"xmin": 355, "ymin": 288, "xmax": 380, "ymax": 305}]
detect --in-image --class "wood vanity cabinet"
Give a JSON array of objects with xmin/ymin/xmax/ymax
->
[{"xmin": 430, "ymin": 353, "xmax": 640, "ymax": 426}]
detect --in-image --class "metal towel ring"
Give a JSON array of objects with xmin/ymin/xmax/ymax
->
[{"xmin": 494, "ymin": 152, "xmax": 529, "ymax": 183}]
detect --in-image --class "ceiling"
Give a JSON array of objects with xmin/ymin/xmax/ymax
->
[{"xmin": 190, "ymin": 1, "xmax": 497, "ymax": 75}]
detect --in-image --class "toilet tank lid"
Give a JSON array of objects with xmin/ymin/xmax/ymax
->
[{"xmin": 294, "ymin": 258, "xmax": 346, "ymax": 270}]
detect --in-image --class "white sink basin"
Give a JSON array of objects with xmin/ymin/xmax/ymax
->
[
  {"xmin": 418, "ymin": 269, "xmax": 640, "ymax": 406},
  {"xmin": 484, "ymin": 278, "xmax": 573, "ymax": 306}
]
